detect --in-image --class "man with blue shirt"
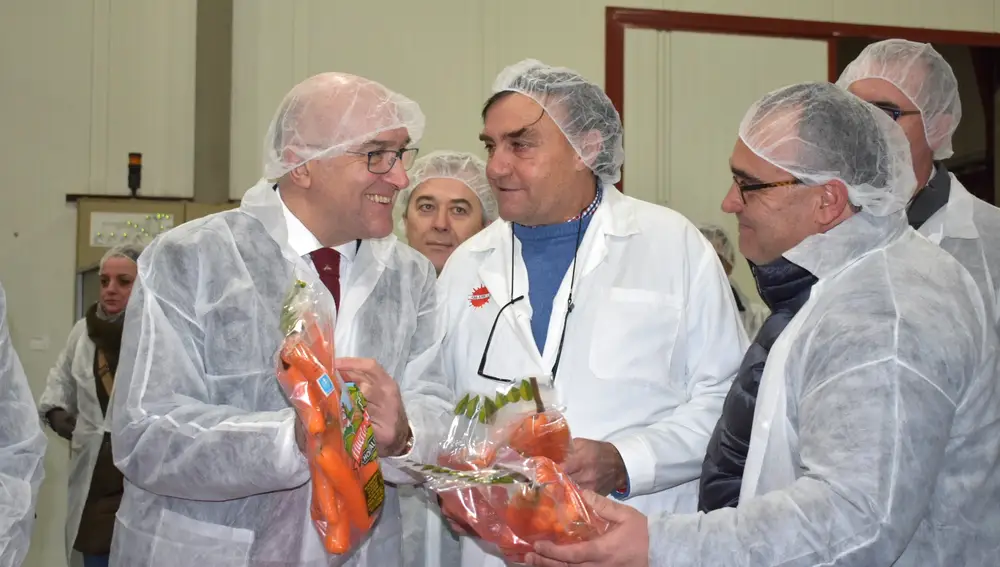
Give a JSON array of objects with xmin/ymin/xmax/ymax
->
[{"xmin": 436, "ymin": 59, "xmax": 748, "ymax": 567}]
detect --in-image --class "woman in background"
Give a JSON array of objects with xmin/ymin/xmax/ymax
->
[
  {"xmin": 38, "ymin": 244, "xmax": 142, "ymax": 567},
  {"xmin": 699, "ymin": 224, "xmax": 769, "ymax": 340}
]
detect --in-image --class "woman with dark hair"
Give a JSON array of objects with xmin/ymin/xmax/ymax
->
[{"xmin": 39, "ymin": 244, "xmax": 142, "ymax": 567}]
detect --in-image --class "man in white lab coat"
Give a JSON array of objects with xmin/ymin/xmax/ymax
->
[
  {"xmin": 0, "ymin": 281, "xmax": 47, "ymax": 567},
  {"xmin": 437, "ymin": 58, "xmax": 747, "ymax": 567},
  {"xmin": 109, "ymin": 72, "xmax": 453, "ymax": 567},
  {"xmin": 526, "ymin": 82, "xmax": 999, "ymax": 567},
  {"xmin": 838, "ymin": 39, "xmax": 1000, "ymax": 330}
]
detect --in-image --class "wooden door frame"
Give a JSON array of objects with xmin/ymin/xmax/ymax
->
[{"xmin": 605, "ymin": 7, "xmax": 1000, "ymax": 203}]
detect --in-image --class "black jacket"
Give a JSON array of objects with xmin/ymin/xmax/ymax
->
[{"xmin": 698, "ymin": 258, "xmax": 817, "ymax": 512}]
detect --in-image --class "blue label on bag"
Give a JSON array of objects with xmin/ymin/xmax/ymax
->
[{"xmin": 317, "ymin": 373, "xmax": 335, "ymax": 397}]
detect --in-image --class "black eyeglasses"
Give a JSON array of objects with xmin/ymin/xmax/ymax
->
[
  {"xmin": 477, "ymin": 213, "xmax": 584, "ymax": 384},
  {"xmin": 733, "ymin": 176, "xmax": 801, "ymax": 204},
  {"xmin": 346, "ymin": 148, "xmax": 419, "ymax": 174},
  {"xmin": 872, "ymin": 103, "xmax": 921, "ymax": 122}
]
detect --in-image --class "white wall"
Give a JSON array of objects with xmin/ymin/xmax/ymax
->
[{"xmin": 0, "ymin": 2, "xmax": 197, "ymax": 566}]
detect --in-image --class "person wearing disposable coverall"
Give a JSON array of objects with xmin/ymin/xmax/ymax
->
[
  {"xmin": 526, "ymin": 83, "xmax": 1000, "ymax": 567},
  {"xmin": 437, "ymin": 59, "xmax": 747, "ymax": 567},
  {"xmin": 395, "ymin": 151, "xmax": 498, "ymax": 566},
  {"xmin": 109, "ymin": 72, "xmax": 454, "ymax": 567},
  {"xmin": 0, "ymin": 281, "xmax": 47, "ymax": 567},
  {"xmin": 396, "ymin": 150, "xmax": 499, "ymax": 274},
  {"xmin": 697, "ymin": 224, "xmax": 769, "ymax": 339},
  {"xmin": 838, "ymin": 39, "xmax": 1000, "ymax": 332},
  {"xmin": 38, "ymin": 244, "xmax": 142, "ymax": 567}
]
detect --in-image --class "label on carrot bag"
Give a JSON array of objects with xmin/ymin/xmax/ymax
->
[
  {"xmin": 316, "ymin": 373, "xmax": 336, "ymax": 398},
  {"xmin": 340, "ymin": 382, "xmax": 385, "ymax": 517}
]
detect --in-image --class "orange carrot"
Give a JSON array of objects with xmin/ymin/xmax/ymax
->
[
  {"xmin": 282, "ymin": 365, "xmax": 326, "ymax": 435},
  {"xmin": 304, "ymin": 314, "xmax": 335, "ymax": 371},
  {"xmin": 315, "ymin": 443, "xmax": 371, "ymax": 532},
  {"xmin": 327, "ymin": 497, "xmax": 351, "ymax": 554},
  {"xmin": 311, "ymin": 464, "xmax": 348, "ymax": 553}
]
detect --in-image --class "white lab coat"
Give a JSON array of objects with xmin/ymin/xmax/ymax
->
[
  {"xmin": 0, "ymin": 282, "xmax": 48, "ymax": 567},
  {"xmin": 37, "ymin": 318, "xmax": 106, "ymax": 563},
  {"xmin": 399, "ymin": 484, "xmax": 460, "ymax": 567},
  {"xmin": 437, "ymin": 185, "xmax": 747, "ymax": 566},
  {"xmin": 917, "ymin": 174, "xmax": 1000, "ymax": 330},
  {"xmin": 108, "ymin": 179, "xmax": 453, "ymax": 567},
  {"xmin": 649, "ymin": 212, "xmax": 1000, "ymax": 566}
]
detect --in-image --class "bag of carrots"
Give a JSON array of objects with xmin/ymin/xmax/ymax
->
[
  {"xmin": 395, "ymin": 377, "xmax": 604, "ymax": 562},
  {"xmin": 438, "ymin": 377, "xmax": 572, "ymax": 471},
  {"xmin": 397, "ymin": 454, "xmax": 610, "ymax": 563},
  {"xmin": 275, "ymin": 278, "xmax": 385, "ymax": 555}
]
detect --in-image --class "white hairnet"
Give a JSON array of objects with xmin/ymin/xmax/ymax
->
[
  {"xmin": 263, "ymin": 72, "xmax": 426, "ymax": 180},
  {"xmin": 100, "ymin": 244, "xmax": 143, "ymax": 270},
  {"xmin": 698, "ymin": 224, "xmax": 735, "ymax": 269},
  {"xmin": 837, "ymin": 39, "xmax": 961, "ymax": 160},
  {"xmin": 490, "ymin": 59, "xmax": 624, "ymax": 185},
  {"xmin": 739, "ymin": 82, "xmax": 917, "ymax": 217},
  {"xmin": 397, "ymin": 151, "xmax": 498, "ymax": 228}
]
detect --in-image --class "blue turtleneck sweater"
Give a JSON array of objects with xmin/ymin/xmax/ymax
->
[{"xmin": 513, "ymin": 216, "xmax": 593, "ymax": 353}]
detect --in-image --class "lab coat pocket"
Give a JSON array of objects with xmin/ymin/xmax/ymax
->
[
  {"xmin": 589, "ymin": 288, "xmax": 681, "ymax": 382},
  {"xmin": 149, "ymin": 509, "xmax": 254, "ymax": 567}
]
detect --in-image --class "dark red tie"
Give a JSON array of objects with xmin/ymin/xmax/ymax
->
[{"xmin": 309, "ymin": 248, "xmax": 341, "ymax": 310}]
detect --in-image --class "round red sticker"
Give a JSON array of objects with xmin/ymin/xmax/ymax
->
[{"xmin": 469, "ymin": 285, "xmax": 490, "ymax": 308}]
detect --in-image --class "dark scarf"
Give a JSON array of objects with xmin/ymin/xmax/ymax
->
[
  {"xmin": 85, "ymin": 303, "xmax": 124, "ymax": 415},
  {"xmin": 907, "ymin": 163, "xmax": 951, "ymax": 230}
]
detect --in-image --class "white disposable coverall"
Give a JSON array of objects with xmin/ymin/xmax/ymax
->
[
  {"xmin": 648, "ymin": 211, "xmax": 1000, "ymax": 566},
  {"xmin": 918, "ymin": 174, "xmax": 1000, "ymax": 332},
  {"xmin": 438, "ymin": 185, "xmax": 747, "ymax": 567},
  {"xmin": 109, "ymin": 179, "xmax": 453, "ymax": 567},
  {"xmin": 0, "ymin": 282, "xmax": 47, "ymax": 567},
  {"xmin": 36, "ymin": 318, "xmax": 105, "ymax": 562}
]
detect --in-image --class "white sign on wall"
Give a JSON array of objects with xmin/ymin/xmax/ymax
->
[{"xmin": 89, "ymin": 211, "xmax": 176, "ymax": 247}]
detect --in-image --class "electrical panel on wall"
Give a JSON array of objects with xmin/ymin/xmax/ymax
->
[
  {"xmin": 75, "ymin": 198, "xmax": 187, "ymax": 272},
  {"xmin": 89, "ymin": 211, "xmax": 177, "ymax": 248}
]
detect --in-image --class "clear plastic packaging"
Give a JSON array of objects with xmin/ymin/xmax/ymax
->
[
  {"xmin": 275, "ymin": 278, "xmax": 385, "ymax": 555},
  {"xmin": 398, "ymin": 455, "xmax": 610, "ymax": 563},
  {"xmin": 397, "ymin": 378, "xmax": 602, "ymax": 562},
  {"xmin": 438, "ymin": 378, "xmax": 572, "ymax": 471}
]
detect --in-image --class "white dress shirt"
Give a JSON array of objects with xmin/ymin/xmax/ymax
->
[{"xmin": 278, "ymin": 188, "xmax": 357, "ymax": 280}]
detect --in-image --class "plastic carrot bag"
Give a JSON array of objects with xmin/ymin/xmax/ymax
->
[
  {"xmin": 275, "ymin": 278, "xmax": 385, "ymax": 555},
  {"xmin": 440, "ymin": 378, "xmax": 572, "ymax": 471},
  {"xmin": 396, "ymin": 455, "xmax": 610, "ymax": 564}
]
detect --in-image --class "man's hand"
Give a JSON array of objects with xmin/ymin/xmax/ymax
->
[
  {"xmin": 526, "ymin": 490, "xmax": 649, "ymax": 567},
  {"xmin": 561, "ymin": 439, "xmax": 628, "ymax": 496},
  {"xmin": 46, "ymin": 408, "xmax": 76, "ymax": 441},
  {"xmin": 336, "ymin": 357, "xmax": 411, "ymax": 456}
]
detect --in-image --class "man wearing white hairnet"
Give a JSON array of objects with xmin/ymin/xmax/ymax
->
[
  {"xmin": 109, "ymin": 72, "xmax": 453, "ymax": 567},
  {"xmin": 698, "ymin": 224, "xmax": 769, "ymax": 339},
  {"xmin": 838, "ymin": 39, "xmax": 1000, "ymax": 331},
  {"xmin": 437, "ymin": 59, "xmax": 747, "ymax": 567},
  {"xmin": 527, "ymin": 82, "xmax": 1000, "ymax": 567},
  {"xmin": 396, "ymin": 150, "xmax": 499, "ymax": 274},
  {"xmin": 0, "ymin": 282, "xmax": 47, "ymax": 567}
]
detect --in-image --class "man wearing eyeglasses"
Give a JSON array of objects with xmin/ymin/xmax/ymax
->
[
  {"xmin": 107, "ymin": 72, "xmax": 453, "ymax": 567},
  {"xmin": 838, "ymin": 39, "xmax": 1000, "ymax": 331},
  {"xmin": 436, "ymin": 58, "xmax": 747, "ymax": 567},
  {"xmin": 526, "ymin": 81, "xmax": 999, "ymax": 567}
]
